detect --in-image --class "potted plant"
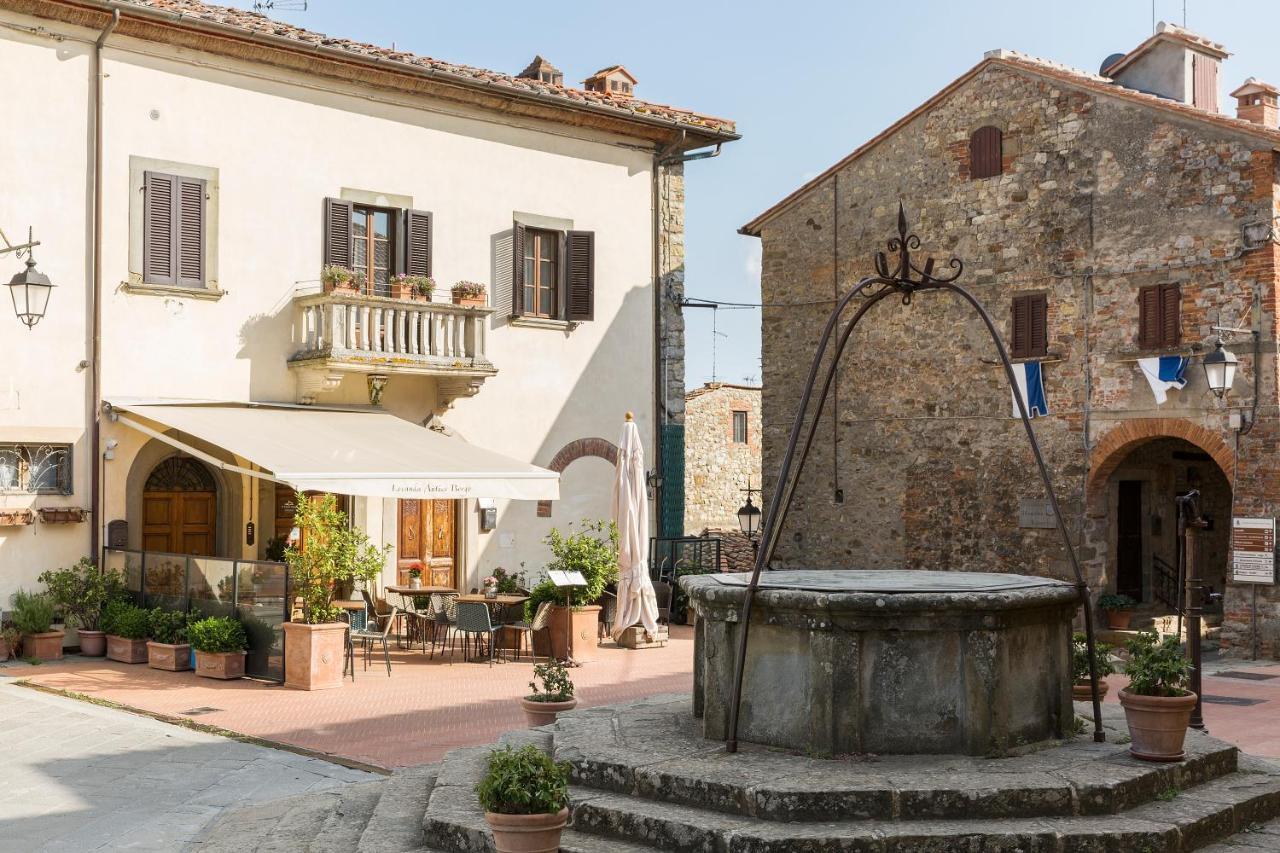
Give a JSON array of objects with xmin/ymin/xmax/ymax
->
[
  {"xmin": 483, "ymin": 575, "xmax": 498, "ymax": 600},
  {"xmin": 408, "ymin": 566, "xmax": 423, "ymax": 590},
  {"xmin": 390, "ymin": 274, "xmax": 434, "ymax": 302},
  {"xmin": 451, "ymin": 281, "xmax": 487, "ymax": 308},
  {"xmin": 526, "ymin": 521, "xmax": 619, "ymax": 662},
  {"xmin": 474, "ymin": 744, "xmax": 569, "ymax": 853},
  {"xmin": 189, "ymin": 616, "xmax": 248, "ymax": 680},
  {"xmin": 9, "ymin": 588, "xmax": 62, "ymax": 660},
  {"xmin": 0, "ymin": 621, "xmax": 19, "ymax": 661},
  {"xmin": 103, "ymin": 601, "xmax": 151, "ymax": 663},
  {"xmin": 283, "ymin": 493, "xmax": 388, "ymax": 690},
  {"xmin": 146, "ymin": 608, "xmax": 191, "ymax": 671},
  {"xmin": 1099, "ymin": 593, "xmax": 1138, "ymax": 629},
  {"xmin": 39, "ymin": 558, "xmax": 124, "ymax": 657},
  {"xmin": 1071, "ymin": 632, "xmax": 1116, "ymax": 702},
  {"xmin": 321, "ymin": 264, "xmax": 363, "ymax": 295},
  {"xmin": 520, "ymin": 660, "xmax": 577, "ymax": 727},
  {"xmin": 1118, "ymin": 630, "xmax": 1195, "ymax": 762}
]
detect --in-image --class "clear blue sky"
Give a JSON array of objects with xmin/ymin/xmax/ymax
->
[{"xmin": 228, "ymin": 0, "xmax": 1277, "ymax": 389}]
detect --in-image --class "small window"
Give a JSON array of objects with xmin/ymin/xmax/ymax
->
[
  {"xmin": 513, "ymin": 225, "xmax": 595, "ymax": 322},
  {"xmin": 1138, "ymin": 284, "xmax": 1181, "ymax": 350},
  {"xmin": 969, "ymin": 126, "xmax": 1003, "ymax": 179},
  {"xmin": 732, "ymin": 411, "xmax": 748, "ymax": 443},
  {"xmin": 352, "ymin": 204, "xmax": 396, "ymax": 296},
  {"xmin": 1010, "ymin": 293, "xmax": 1048, "ymax": 359},
  {"xmin": 0, "ymin": 444, "xmax": 72, "ymax": 495},
  {"xmin": 143, "ymin": 171, "xmax": 206, "ymax": 288},
  {"xmin": 522, "ymin": 228, "xmax": 560, "ymax": 319}
]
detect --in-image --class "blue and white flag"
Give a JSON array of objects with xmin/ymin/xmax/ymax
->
[
  {"xmin": 1010, "ymin": 361, "xmax": 1049, "ymax": 419},
  {"xmin": 1137, "ymin": 356, "xmax": 1188, "ymax": 405}
]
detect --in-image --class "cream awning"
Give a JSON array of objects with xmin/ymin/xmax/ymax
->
[{"xmin": 109, "ymin": 400, "xmax": 559, "ymax": 501}]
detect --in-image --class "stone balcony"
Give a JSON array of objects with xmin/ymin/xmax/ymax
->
[{"xmin": 288, "ymin": 290, "xmax": 496, "ymax": 408}]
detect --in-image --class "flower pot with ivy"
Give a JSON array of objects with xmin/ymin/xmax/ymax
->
[
  {"xmin": 9, "ymin": 588, "xmax": 63, "ymax": 660},
  {"xmin": 525, "ymin": 521, "xmax": 618, "ymax": 662},
  {"xmin": 322, "ymin": 265, "xmax": 363, "ymax": 296},
  {"xmin": 1071, "ymin": 632, "xmax": 1116, "ymax": 702},
  {"xmin": 520, "ymin": 660, "xmax": 577, "ymax": 727},
  {"xmin": 39, "ymin": 558, "xmax": 125, "ymax": 657},
  {"xmin": 475, "ymin": 744, "xmax": 569, "ymax": 853},
  {"xmin": 283, "ymin": 493, "xmax": 388, "ymax": 690},
  {"xmin": 103, "ymin": 601, "xmax": 151, "ymax": 663},
  {"xmin": 451, "ymin": 281, "xmax": 487, "ymax": 308},
  {"xmin": 0, "ymin": 622, "xmax": 18, "ymax": 661},
  {"xmin": 146, "ymin": 608, "xmax": 191, "ymax": 671},
  {"xmin": 189, "ymin": 616, "xmax": 248, "ymax": 680},
  {"xmin": 1099, "ymin": 594, "xmax": 1138, "ymax": 629},
  {"xmin": 1118, "ymin": 631, "xmax": 1196, "ymax": 761}
]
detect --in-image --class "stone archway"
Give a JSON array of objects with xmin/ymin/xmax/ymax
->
[
  {"xmin": 1086, "ymin": 418, "xmax": 1234, "ymax": 515},
  {"xmin": 536, "ymin": 437, "xmax": 620, "ymax": 518}
]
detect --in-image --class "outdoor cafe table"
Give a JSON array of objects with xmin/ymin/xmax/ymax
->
[
  {"xmin": 386, "ymin": 585, "xmax": 456, "ymax": 597},
  {"xmin": 457, "ymin": 594, "xmax": 531, "ymax": 653}
]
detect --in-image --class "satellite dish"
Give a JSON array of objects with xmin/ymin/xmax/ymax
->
[{"xmin": 1100, "ymin": 53, "xmax": 1126, "ymax": 76}]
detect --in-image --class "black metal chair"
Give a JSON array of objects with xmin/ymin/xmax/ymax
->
[
  {"xmin": 506, "ymin": 601, "xmax": 552, "ymax": 661},
  {"xmin": 348, "ymin": 602, "xmax": 399, "ymax": 677},
  {"xmin": 653, "ymin": 581, "xmax": 673, "ymax": 626},
  {"xmin": 428, "ymin": 593, "xmax": 458, "ymax": 659},
  {"xmin": 451, "ymin": 600, "xmax": 504, "ymax": 666}
]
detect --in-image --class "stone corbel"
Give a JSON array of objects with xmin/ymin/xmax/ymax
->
[
  {"xmin": 295, "ymin": 368, "xmax": 344, "ymax": 405},
  {"xmin": 367, "ymin": 374, "xmax": 389, "ymax": 407},
  {"xmin": 434, "ymin": 377, "xmax": 486, "ymax": 415}
]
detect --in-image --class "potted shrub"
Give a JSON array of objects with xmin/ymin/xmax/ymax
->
[
  {"xmin": 1071, "ymin": 632, "xmax": 1116, "ymax": 702},
  {"xmin": 520, "ymin": 660, "xmax": 577, "ymax": 727},
  {"xmin": 1099, "ymin": 593, "xmax": 1138, "ymax": 629},
  {"xmin": 189, "ymin": 616, "xmax": 248, "ymax": 680},
  {"xmin": 147, "ymin": 608, "xmax": 191, "ymax": 671},
  {"xmin": 9, "ymin": 588, "xmax": 62, "ymax": 660},
  {"xmin": 526, "ymin": 521, "xmax": 618, "ymax": 662},
  {"xmin": 0, "ymin": 621, "xmax": 19, "ymax": 661},
  {"xmin": 474, "ymin": 744, "xmax": 569, "ymax": 853},
  {"xmin": 39, "ymin": 558, "xmax": 124, "ymax": 657},
  {"xmin": 1118, "ymin": 630, "xmax": 1195, "ymax": 761},
  {"xmin": 103, "ymin": 601, "xmax": 150, "ymax": 663},
  {"xmin": 283, "ymin": 493, "xmax": 388, "ymax": 690},
  {"xmin": 321, "ymin": 265, "xmax": 363, "ymax": 295},
  {"xmin": 451, "ymin": 281, "xmax": 487, "ymax": 308}
]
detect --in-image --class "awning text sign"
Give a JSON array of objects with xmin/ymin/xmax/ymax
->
[{"xmin": 1232, "ymin": 517, "xmax": 1275, "ymax": 584}]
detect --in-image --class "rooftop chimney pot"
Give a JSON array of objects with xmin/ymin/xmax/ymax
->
[{"xmin": 1230, "ymin": 77, "xmax": 1280, "ymax": 127}]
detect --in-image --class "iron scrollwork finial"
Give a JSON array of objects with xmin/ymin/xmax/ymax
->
[{"xmin": 871, "ymin": 203, "xmax": 964, "ymax": 303}]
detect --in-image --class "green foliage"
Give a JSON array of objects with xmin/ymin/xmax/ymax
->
[
  {"xmin": 452, "ymin": 281, "xmax": 487, "ymax": 299},
  {"xmin": 264, "ymin": 536, "xmax": 288, "ymax": 563},
  {"xmin": 285, "ymin": 494, "xmax": 389, "ymax": 624},
  {"xmin": 535, "ymin": 521, "xmax": 619, "ymax": 611},
  {"xmin": 103, "ymin": 602, "xmax": 150, "ymax": 640},
  {"xmin": 148, "ymin": 608, "xmax": 188, "ymax": 644},
  {"xmin": 9, "ymin": 589, "xmax": 55, "ymax": 635},
  {"xmin": 408, "ymin": 566, "xmax": 422, "ymax": 579},
  {"xmin": 321, "ymin": 265, "xmax": 354, "ymax": 286},
  {"xmin": 474, "ymin": 745, "xmax": 569, "ymax": 816},
  {"xmin": 188, "ymin": 617, "xmax": 247, "ymax": 653},
  {"xmin": 1123, "ymin": 631, "xmax": 1192, "ymax": 697},
  {"xmin": 1098, "ymin": 593, "xmax": 1137, "ymax": 611},
  {"xmin": 39, "ymin": 559, "xmax": 126, "ymax": 631},
  {"xmin": 1071, "ymin": 632, "xmax": 1117, "ymax": 683},
  {"xmin": 0, "ymin": 621, "xmax": 20, "ymax": 657},
  {"xmin": 492, "ymin": 566, "xmax": 525, "ymax": 595},
  {"xmin": 527, "ymin": 660, "xmax": 574, "ymax": 703}
]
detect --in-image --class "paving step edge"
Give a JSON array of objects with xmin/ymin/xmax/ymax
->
[{"xmin": 357, "ymin": 764, "xmax": 439, "ymax": 853}]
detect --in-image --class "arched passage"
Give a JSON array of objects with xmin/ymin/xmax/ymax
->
[
  {"xmin": 536, "ymin": 437, "xmax": 619, "ymax": 518},
  {"xmin": 1086, "ymin": 418, "xmax": 1234, "ymax": 515}
]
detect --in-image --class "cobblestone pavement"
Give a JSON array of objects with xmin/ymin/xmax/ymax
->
[{"xmin": 0, "ymin": 677, "xmax": 376, "ymax": 852}]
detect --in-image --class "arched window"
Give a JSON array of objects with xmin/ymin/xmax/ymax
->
[
  {"xmin": 969, "ymin": 126, "xmax": 1003, "ymax": 179},
  {"xmin": 145, "ymin": 457, "xmax": 216, "ymax": 492}
]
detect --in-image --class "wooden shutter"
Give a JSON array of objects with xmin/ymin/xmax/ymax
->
[
  {"xmin": 1159, "ymin": 284, "xmax": 1181, "ymax": 347},
  {"xmin": 1011, "ymin": 293, "xmax": 1047, "ymax": 358},
  {"xmin": 176, "ymin": 176, "xmax": 205, "ymax": 288},
  {"xmin": 323, "ymin": 197, "xmax": 353, "ymax": 268},
  {"xmin": 403, "ymin": 209, "xmax": 432, "ymax": 277},
  {"xmin": 1138, "ymin": 286, "xmax": 1161, "ymax": 349},
  {"xmin": 1193, "ymin": 55, "xmax": 1218, "ymax": 112},
  {"xmin": 564, "ymin": 230, "xmax": 595, "ymax": 322},
  {"xmin": 969, "ymin": 126, "xmax": 1003, "ymax": 179},
  {"xmin": 1011, "ymin": 294, "xmax": 1030, "ymax": 358},
  {"xmin": 143, "ymin": 171, "xmax": 176, "ymax": 285},
  {"xmin": 512, "ymin": 222, "xmax": 526, "ymax": 315}
]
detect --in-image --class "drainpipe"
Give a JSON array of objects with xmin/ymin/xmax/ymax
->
[{"xmin": 89, "ymin": 9, "xmax": 119, "ymax": 564}]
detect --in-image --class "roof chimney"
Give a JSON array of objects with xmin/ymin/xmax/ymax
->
[
  {"xmin": 1102, "ymin": 22, "xmax": 1229, "ymax": 112},
  {"xmin": 518, "ymin": 55, "xmax": 562, "ymax": 86},
  {"xmin": 1230, "ymin": 78, "xmax": 1279, "ymax": 127},
  {"xmin": 583, "ymin": 65, "xmax": 637, "ymax": 98}
]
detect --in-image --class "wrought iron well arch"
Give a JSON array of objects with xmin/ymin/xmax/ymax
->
[{"xmin": 726, "ymin": 204, "xmax": 1105, "ymax": 751}]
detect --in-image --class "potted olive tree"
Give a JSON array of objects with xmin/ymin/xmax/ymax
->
[
  {"xmin": 39, "ymin": 558, "xmax": 124, "ymax": 657},
  {"xmin": 147, "ymin": 608, "xmax": 191, "ymax": 671},
  {"xmin": 1071, "ymin": 632, "xmax": 1116, "ymax": 701},
  {"xmin": 475, "ymin": 744, "xmax": 569, "ymax": 853},
  {"xmin": 1099, "ymin": 594, "xmax": 1138, "ymax": 629},
  {"xmin": 520, "ymin": 660, "xmax": 576, "ymax": 727},
  {"xmin": 103, "ymin": 600, "xmax": 151, "ymax": 663},
  {"xmin": 525, "ymin": 520, "xmax": 618, "ymax": 662},
  {"xmin": 1118, "ymin": 631, "xmax": 1195, "ymax": 761},
  {"xmin": 189, "ymin": 616, "xmax": 248, "ymax": 680},
  {"xmin": 283, "ymin": 493, "xmax": 388, "ymax": 690},
  {"xmin": 9, "ymin": 589, "xmax": 62, "ymax": 660}
]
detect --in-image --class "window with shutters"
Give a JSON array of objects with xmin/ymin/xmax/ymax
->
[
  {"xmin": 1010, "ymin": 293, "xmax": 1048, "ymax": 359},
  {"xmin": 1138, "ymin": 284, "xmax": 1181, "ymax": 350},
  {"xmin": 322, "ymin": 197, "xmax": 431, "ymax": 298},
  {"xmin": 142, "ymin": 171, "xmax": 206, "ymax": 288},
  {"xmin": 352, "ymin": 205, "xmax": 395, "ymax": 295},
  {"xmin": 969, "ymin": 126, "xmax": 1003, "ymax": 179},
  {"xmin": 511, "ymin": 222, "xmax": 594, "ymax": 324},
  {"xmin": 522, "ymin": 228, "xmax": 559, "ymax": 318}
]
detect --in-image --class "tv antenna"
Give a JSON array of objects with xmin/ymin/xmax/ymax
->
[{"xmin": 253, "ymin": 1, "xmax": 308, "ymax": 11}]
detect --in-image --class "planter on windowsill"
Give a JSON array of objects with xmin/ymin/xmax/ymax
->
[
  {"xmin": 37, "ymin": 507, "xmax": 87, "ymax": 525},
  {"xmin": 107, "ymin": 635, "xmax": 149, "ymax": 664},
  {"xmin": 195, "ymin": 650, "xmax": 246, "ymax": 680},
  {"xmin": 0, "ymin": 509, "xmax": 34, "ymax": 526},
  {"xmin": 282, "ymin": 621, "xmax": 347, "ymax": 690}
]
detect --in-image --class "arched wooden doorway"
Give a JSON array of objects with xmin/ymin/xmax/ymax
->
[{"xmin": 143, "ymin": 457, "xmax": 217, "ymax": 555}]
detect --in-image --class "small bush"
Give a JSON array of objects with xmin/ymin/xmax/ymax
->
[
  {"xmin": 9, "ymin": 589, "xmax": 55, "ymax": 635},
  {"xmin": 104, "ymin": 603, "xmax": 149, "ymax": 640},
  {"xmin": 474, "ymin": 744, "xmax": 568, "ymax": 816},
  {"xmin": 148, "ymin": 608, "xmax": 188, "ymax": 644},
  {"xmin": 527, "ymin": 660, "xmax": 574, "ymax": 703},
  {"xmin": 1071, "ymin": 632, "xmax": 1117, "ymax": 683},
  {"xmin": 39, "ymin": 559, "xmax": 126, "ymax": 632},
  {"xmin": 187, "ymin": 617, "xmax": 247, "ymax": 653},
  {"xmin": 1098, "ymin": 593, "xmax": 1137, "ymax": 611},
  {"xmin": 1123, "ymin": 631, "xmax": 1191, "ymax": 697}
]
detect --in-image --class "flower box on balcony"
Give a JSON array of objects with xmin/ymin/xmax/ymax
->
[
  {"xmin": 321, "ymin": 265, "xmax": 364, "ymax": 296},
  {"xmin": 37, "ymin": 507, "xmax": 86, "ymax": 525},
  {"xmin": 0, "ymin": 509, "xmax": 35, "ymax": 526},
  {"xmin": 451, "ymin": 281, "xmax": 488, "ymax": 308},
  {"xmin": 391, "ymin": 275, "xmax": 434, "ymax": 303}
]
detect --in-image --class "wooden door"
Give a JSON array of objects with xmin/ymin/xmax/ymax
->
[
  {"xmin": 1116, "ymin": 480, "xmax": 1144, "ymax": 600},
  {"xmin": 141, "ymin": 492, "xmax": 215, "ymax": 555},
  {"xmin": 397, "ymin": 498, "xmax": 456, "ymax": 588}
]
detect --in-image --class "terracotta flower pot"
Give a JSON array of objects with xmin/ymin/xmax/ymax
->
[
  {"xmin": 484, "ymin": 807, "xmax": 568, "ymax": 853},
  {"xmin": 22, "ymin": 630, "xmax": 64, "ymax": 661},
  {"xmin": 1118, "ymin": 688, "xmax": 1197, "ymax": 761},
  {"xmin": 107, "ymin": 635, "xmax": 149, "ymax": 664},
  {"xmin": 282, "ymin": 621, "xmax": 347, "ymax": 690},
  {"xmin": 390, "ymin": 281, "xmax": 416, "ymax": 301},
  {"xmin": 545, "ymin": 605, "xmax": 601, "ymax": 662},
  {"xmin": 520, "ymin": 697, "xmax": 577, "ymax": 728},
  {"xmin": 453, "ymin": 295, "xmax": 486, "ymax": 308},
  {"xmin": 77, "ymin": 629, "xmax": 107, "ymax": 657},
  {"xmin": 195, "ymin": 650, "xmax": 246, "ymax": 680},
  {"xmin": 1072, "ymin": 680, "xmax": 1109, "ymax": 702},
  {"xmin": 148, "ymin": 641, "xmax": 193, "ymax": 671},
  {"xmin": 1106, "ymin": 609, "xmax": 1133, "ymax": 630}
]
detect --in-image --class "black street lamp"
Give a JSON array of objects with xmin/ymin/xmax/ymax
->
[
  {"xmin": 737, "ymin": 479, "xmax": 762, "ymax": 546},
  {"xmin": 1201, "ymin": 338, "xmax": 1238, "ymax": 399},
  {"xmin": 2, "ymin": 227, "xmax": 52, "ymax": 329}
]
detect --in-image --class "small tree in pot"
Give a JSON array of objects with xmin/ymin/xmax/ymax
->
[
  {"xmin": 520, "ymin": 660, "xmax": 576, "ymax": 727},
  {"xmin": 39, "ymin": 559, "xmax": 125, "ymax": 657},
  {"xmin": 1071, "ymin": 632, "xmax": 1116, "ymax": 702},
  {"xmin": 525, "ymin": 520, "xmax": 618, "ymax": 661},
  {"xmin": 9, "ymin": 589, "xmax": 61, "ymax": 660},
  {"xmin": 1119, "ymin": 631, "xmax": 1195, "ymax": 761},
  {"xmin": 189, "ymin": 616, "xmax": 248, "ymax": 680},
  {"xmin": 103, "ymin": 601, "xmax": 151, "ymax": 663},
  {"xmin": 475, "ymin": 744, "xmax": 569, "ymax": 853},
  {"xmin": 1099, "ymin": 593, "xmax": 1138, "ymax": 630}
]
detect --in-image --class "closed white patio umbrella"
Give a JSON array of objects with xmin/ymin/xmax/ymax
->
[{"xmin": 611, "ymin": 413, "xmax": 660, "ymax": 642}]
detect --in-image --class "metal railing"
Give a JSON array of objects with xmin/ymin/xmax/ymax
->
[
  {"xmin": 1152, "ymin": 553, "xmax": 1183, "ymax": 614},
  {"xmin": 650, "ymin": 536, "xmax": 722, "ymax": 624},
  {"xmin": 103, "ymin": 548, "xmax": 290, "ymax": 682}
]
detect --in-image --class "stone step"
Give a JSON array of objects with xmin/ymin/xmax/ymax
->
[
  {"xmin": 357, "ymin": 765, "xmax": 439, "ymax": 853},
  {"xmin": 1197, "ymin": 815, "xmax": 1280, "ymax": 850},
  {"xmin": 308, "ymin": 781, "xmax": 386, "ymax": 853},
  {"xmin": 257, "ymin": 789, "xmax": 349, "ymax": 852},
  {"xmin": 189, "ymin": 791, "xmax": 323, "ymax": 853}
]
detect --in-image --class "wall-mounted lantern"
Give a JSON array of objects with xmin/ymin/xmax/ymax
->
[
  {"xmin": 1201, "ymin": 337, "xmax": 1239, "ymax": 399},
  {"xmin": 2, "ymin": 227, "xmax": 52, "ymax": 329}
]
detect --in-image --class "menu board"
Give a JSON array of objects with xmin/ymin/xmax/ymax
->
[{"xmin": 1232, "ymin": 517, "xmax": 1276, "ymax": 584}]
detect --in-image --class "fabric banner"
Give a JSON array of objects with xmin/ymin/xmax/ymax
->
[
  {"xmin": 1137, "ymin": 356, "xmax": 1188, "ymax": 405},
  {"xmin": 1010, "ymin": 361, "xmax": 1049, "ymax": 419}
]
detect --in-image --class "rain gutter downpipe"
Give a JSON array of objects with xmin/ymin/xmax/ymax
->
[{"xmin": 89, "ymin": 8, "xmax": 118, "ymax": 564}]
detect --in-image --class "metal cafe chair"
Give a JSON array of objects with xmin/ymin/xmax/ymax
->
[
  {"xmin": 348, "ymin": 604, "xmax": 400, "ymax": 677},
  {"xmin": 506, "ymin": 601, "xmax": 552, "ymax": 662},
  {"xmin": 653, "ymin": 581, "xmax": 673, "ymax": 626},
  {"xmin": 428, "ymin": 593, "xmax": 458, "ymax": 660},
  {"xmin": 451, "ymin": 601, "xmax": 504, "ymax": 667}
]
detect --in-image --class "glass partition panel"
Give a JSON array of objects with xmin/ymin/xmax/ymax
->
[
  {"xmin": 190, "ymin": 557, "xmax": 236, "ymax": 618},
  {"xmin": 236, "ymin": 560, "xmax": 287, "ymax": 681},
  {"xmin": 103, "ymin": 549, "xmax": 144, "ymax": 601},
  {"xmin": 142, "ymin": 552, "xmax": 188, "ymax": 611}
]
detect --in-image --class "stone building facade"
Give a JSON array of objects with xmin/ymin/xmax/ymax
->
[
  {"xmin": 684, "ymin": 383, "xmax": 762, "ymax": 533},
  {"xmin": 743, "ymin": 24, "xmax": 1280, "ymax": 654}
]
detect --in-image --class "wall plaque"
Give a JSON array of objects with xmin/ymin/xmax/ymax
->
[
  {"xmin": 1231, "ymin": 517, "xmax": 1275, "ymax": 584},
  {"xmin": 1018, "ymin": 498, "xmax": 1056, "ymax": 529}
]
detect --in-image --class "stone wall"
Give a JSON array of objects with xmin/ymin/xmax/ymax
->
[
  {"xmin": 755, "ymin": 60, "xmax": 1280, "ymax": 653},
  {"xmin": 685, "ymin": 383, "xmax": 762, "ymax": 532}
]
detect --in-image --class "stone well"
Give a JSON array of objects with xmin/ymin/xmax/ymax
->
[{"xmin": 682, "ymin": 570, "xmax": 1079, "ymax": 757}]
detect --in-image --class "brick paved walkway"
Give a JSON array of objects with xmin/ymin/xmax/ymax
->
[{"xmin": 11, "ymin": 626, "xmax": 694, "ymax": 770}]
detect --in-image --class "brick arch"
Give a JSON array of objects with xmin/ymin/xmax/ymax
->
[
  {"xmin": 1086, "ymin": 418, "xmax": 1235, "ymax": 513},
  {"xmin": 536, "ymin": 437, "xmax": 620, "ymax": 517}
]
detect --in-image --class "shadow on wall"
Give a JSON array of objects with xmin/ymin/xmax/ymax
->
[{"xmin": 236, "ymin": 277, "xmax": 309, "ymax": 404}]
